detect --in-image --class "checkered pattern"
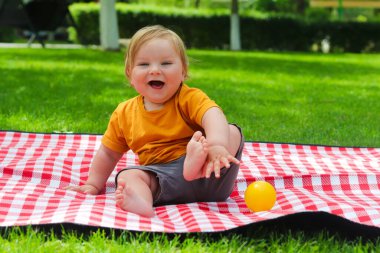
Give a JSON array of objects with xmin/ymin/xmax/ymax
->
[{"xmin": 0, "ymin": 131, "xmax": 379, "ymax": 232}]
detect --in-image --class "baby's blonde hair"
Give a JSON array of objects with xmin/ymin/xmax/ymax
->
[{"xmin": 125, "ymin": 25, "xmax": 189, "ymax": 79}]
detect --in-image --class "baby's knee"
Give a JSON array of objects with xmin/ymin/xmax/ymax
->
[
  {"xmin": 116, "ymin": 169, "xmax": 150, "ymax": 184},
  {"xmin": 229, "ymin": 124, "xmax": 241, "ymax": 140},
  {"xmin": 228, "ymin": 124, "xmax": 243, "ymax": 155}
]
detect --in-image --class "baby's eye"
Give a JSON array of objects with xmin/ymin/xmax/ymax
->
[
  {"xmin": 137, "ymin": 63, "xmax": 149, "ymax": 66},
  {"xmin": 162, "ymin": 62, "xmax": 172, "ymax": 66}
]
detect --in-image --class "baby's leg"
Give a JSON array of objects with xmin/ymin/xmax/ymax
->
[
  {"xmin": 115, "ymin": 169, "xmax": 158, "ymax": 217},
  {"xmin": 227, "ymin": 124, "xmax": 242, "ymax": 157},
  {"xmin": 183, "ymin": 131, "xmax": 209, "ymax": 181}
]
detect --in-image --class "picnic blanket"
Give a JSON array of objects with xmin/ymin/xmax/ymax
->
[{"xmin": 0, "ymin": 130, "xmax": 379, "ymax": 233}]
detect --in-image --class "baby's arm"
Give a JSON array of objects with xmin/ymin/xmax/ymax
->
[
  {"xmin": 66, "ymin": 144, "xmax": 123, "ymax": 194},
  {"xmin": 201, "ymin": 107, "xmax": 240, "ymax": 178}
]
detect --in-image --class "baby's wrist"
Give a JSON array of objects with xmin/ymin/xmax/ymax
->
[
  {"xmin": 208, "ymin": 143, "xmax": 226, "ymax": 149},
  {"xmin": 206, "ymin": 138, "xmax": 228, "ymax": 148}
]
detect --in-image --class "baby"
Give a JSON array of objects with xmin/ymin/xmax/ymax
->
[{"xmin": 67, "ymin": 25, "xmax": 244, "ymax": 217}]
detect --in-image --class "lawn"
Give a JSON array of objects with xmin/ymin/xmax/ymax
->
[
  {"xmin": 0, "ymin": 48, "xmax": 379, "ymax": 251},
  {"xmin": 1, "ymin": 48, "xmax": 379, "ymax": 146}
]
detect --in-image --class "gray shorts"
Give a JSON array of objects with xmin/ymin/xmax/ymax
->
[{"xmin": 115, "ymin": 124, "xmax": 244, "ymax": 206}]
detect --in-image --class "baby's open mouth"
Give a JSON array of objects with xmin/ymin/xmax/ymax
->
[{"xmin": 148, "ymin": 80, "xmax": 165, "ymax": 89}]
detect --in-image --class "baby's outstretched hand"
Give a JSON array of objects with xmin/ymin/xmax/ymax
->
[
  {"xmin": 205, "ymin": 145, "xmax": 240, "ymax": 178},
  {"xmin": 65, "ymin": 184, "xmax": 100, "ymax": 195}
]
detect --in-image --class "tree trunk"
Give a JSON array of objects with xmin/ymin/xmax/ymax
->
[
  {"xmin": 100, "ymin": 0, "xmax": 119, "ymax": 50},
  {"xmin": 295, "ymin": 0, "xmax": 308, "ymax": 14},
  {"xmin": 195, "ymin": 0, "xmax": 201, "ymax": 8},
  {"xmin": 230, "ymin": 0, "xmax": 241, "ymax": 51}
]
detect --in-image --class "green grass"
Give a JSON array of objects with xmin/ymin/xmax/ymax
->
[
  {"xmin": 188, "ymin": 50, "xmax": 380, "ymax": 147},
  {"xmin": 0, "ymin": 226, "xmax": 378, "ymax": 253},
  {"xmin": 1, "ymin": 48, "xmax": 379, "ymax": 146},
  {"xmin": 0, "ymin": 48, "xmax": 379, "ymax": 251}
]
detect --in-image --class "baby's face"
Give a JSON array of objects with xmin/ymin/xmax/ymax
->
[{"xmin": 129, "ymin": 38, "xmax": 185, "ymax": 111}]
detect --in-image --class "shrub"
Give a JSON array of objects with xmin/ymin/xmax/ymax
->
[{"xmin": 69, "ymin": 3, "xmax": 380, "ymax": 52}]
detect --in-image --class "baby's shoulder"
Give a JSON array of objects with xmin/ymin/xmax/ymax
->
[
  {"xmin": 114, "ymin": 96, "xmax": 139, "ymax": 112},
  {"xmin": 178, "ymin": 84, "xmax": 207, "ymax": 99}
]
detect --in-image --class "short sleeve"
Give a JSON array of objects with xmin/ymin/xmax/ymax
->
[
  {"xmin": 178, "ymin": 85, "xmax": 220, "ymax": 127},
  {"xmin": 101, "ymin": 108, "xmax": 129, "ymax": 154}
]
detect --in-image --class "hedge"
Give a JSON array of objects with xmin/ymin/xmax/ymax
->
[{"xmin": 69, "ymin": 3, "xmax": 380, "ymax": 52}]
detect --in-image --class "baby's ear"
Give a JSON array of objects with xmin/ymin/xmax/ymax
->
[
  {"xmin": 125, "ymin": 70, "xmax": 134, "ymax": 88},
  {"xmin": 125, "ymin": 68, "xmax": 130, "ymax": 79}
]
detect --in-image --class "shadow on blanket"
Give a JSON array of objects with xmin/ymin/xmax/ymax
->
[{"xmin": 1, "ymin": 212, "xmax": 379, "ymax": 243}]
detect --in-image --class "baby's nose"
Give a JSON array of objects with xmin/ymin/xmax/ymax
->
[{"xmin": 149, "ymin": 64, "xmax": 161, "ymax": 75}]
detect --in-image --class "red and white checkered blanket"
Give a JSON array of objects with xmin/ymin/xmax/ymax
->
[{"xmin": 0, "ymin": 131, "xmax": 379, "ymax": 232}]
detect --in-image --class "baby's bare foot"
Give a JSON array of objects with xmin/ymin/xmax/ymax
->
[
  {"xmin": 115, "ymin": 181, "xmax": 155, "ymax": 217},
  {"xmin": 183, "ymin": 131, "xmax": 208, "ymax": 181}
]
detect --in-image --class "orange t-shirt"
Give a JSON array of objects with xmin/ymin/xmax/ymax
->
[{"xmin": 101, "ymin": 84, "xmax": 219, "ymax": 165}]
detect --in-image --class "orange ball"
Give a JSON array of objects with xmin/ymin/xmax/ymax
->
[{"xmin": 244, "ymin": 181, "xmax": 276, "ymax": 212}]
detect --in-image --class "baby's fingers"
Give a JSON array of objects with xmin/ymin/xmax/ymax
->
[
  {"xmin": 213, "ymin": 159, "xmax": 221, "ymax": 178},
  {"xmin": 228, "ymin": 155, "xmax": 240, "ymax": 165},
  {"xmin": 205, "ymin": 161, "xmax": 214, "ymax": 178},
  {"xmin": 65, "ymin": 186, "xmax": 84, "ymax": 194},
  {"xmin": 217, "ymin": 155, "xmax": 239, "ymax": 170},
  {"xmin": 220, "ymin": 156, "xmax": 231, "ymax": 169},
  {"xmin": 205, "ymin": 159, "xmax": 221, "ymax": 178},
  {"xmin": 65, "ymin": 185, "xmax": 78, "ymax": 191},
  {"xmin": 65, "ymin": 185, "xmax": 95, "ymax": 194}
]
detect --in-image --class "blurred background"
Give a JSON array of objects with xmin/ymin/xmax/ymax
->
[{"xmin": 0, "ymin": 0, "xmax": 379, "ymax": 53}]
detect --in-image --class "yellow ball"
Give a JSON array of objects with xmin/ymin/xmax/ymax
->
[{"xmin": 244, "ymin": 181, "xmax": 276, "ymax": 212}]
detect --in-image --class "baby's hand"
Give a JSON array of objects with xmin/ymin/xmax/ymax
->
[
  {"xmin": 205, "ymin": 145, "xmax": 240, "ymax": 178},
  {"xmin": 65, "ymin": 184, "xmax": 100, "ymax": 195}
]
